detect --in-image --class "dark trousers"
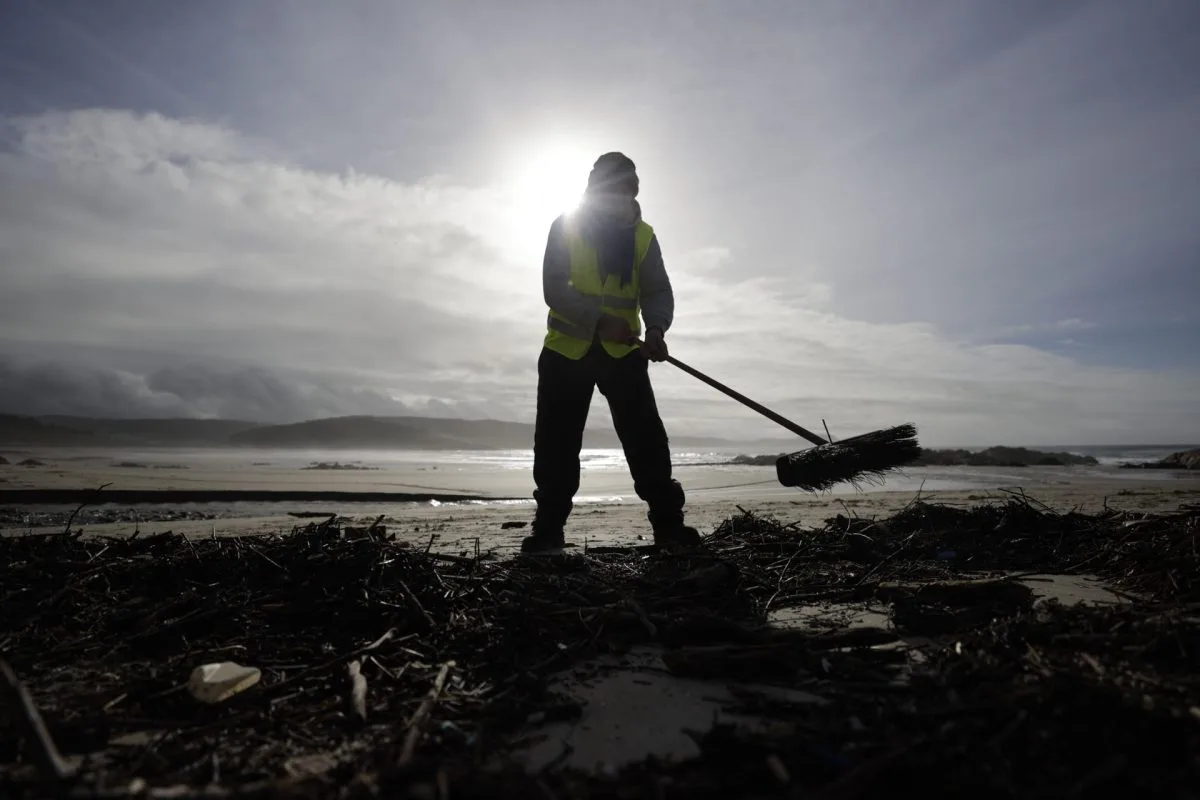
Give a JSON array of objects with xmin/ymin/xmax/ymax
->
[{"xmin": 533, "ymin": 343, "xmax": 685, "ymax": 532}]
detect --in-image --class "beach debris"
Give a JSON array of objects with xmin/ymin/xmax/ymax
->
[
  {"xmin": 0, "ymin": 658, "xmax": 74, "ymax": 781},
  {"xmin": 344, "ymin": 514, "xmax": 388, "ymax": 541},
  {"xmin": 0, "ymin": 496, "xmax": 1197, "ymax": 796},
  {"xmin": 880, "ymin": 578, "xmax": 1036, "ymax": 635},
  {"xmin": 187, "ymin": 661, "xmax": 262, "ymax": 704},
  {"xmin": 501, "ymin": 520, "xmax": 528, "ymax": 529},
  {"xmin": 345, "ymin": 658, "xmax": 369, "ymax": 724}
]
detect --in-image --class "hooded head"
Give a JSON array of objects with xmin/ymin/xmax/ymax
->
[
  {"xmin": 582, "ymin": 152, "xmax": 640, "ymax": 224},
  {"xmin": 586, "ymin": 151, "xmax": 639, "ymax": 198}
]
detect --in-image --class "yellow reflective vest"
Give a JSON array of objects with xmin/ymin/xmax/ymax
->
[{"xmin": 544, "ymin": 216, "xmax": 656, "ymax": 360}]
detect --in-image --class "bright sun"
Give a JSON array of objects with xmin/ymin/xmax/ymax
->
[{"xmin": 507, "ymin": 143, "xmax": 593, "ymax": 223}]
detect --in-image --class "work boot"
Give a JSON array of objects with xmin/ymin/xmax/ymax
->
[
  {"xmin": 520, "ymin": 525, "xmax": 565, "ymax": 556},
  {"xmin": 653, "ymin": 524, "xmax": 703, "ymax": 552}
]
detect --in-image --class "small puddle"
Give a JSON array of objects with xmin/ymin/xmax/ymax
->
[
  {"xmin": 1016, "ymin": 573, "xmax": 1134, "ymax": 606},
  {"xmin": 508, "ymin": 647, "xmax": 823, "ymax": 774}
]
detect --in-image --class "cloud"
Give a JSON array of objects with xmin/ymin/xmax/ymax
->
[
  {"xmin": 998, "ymin": 317, "xmax": 1099, "ymax": 338},
  {"xmin": 0, "ymin": 109, "xmax": 1197, "ymax": 446},
  {"xmin": 0, "ymin": 355, "xmax": 500, "ymax": 423}
]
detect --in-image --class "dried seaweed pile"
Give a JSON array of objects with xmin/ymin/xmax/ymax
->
[
  {"xmin": 708, "ymin": 494, "xmax": 1200, "ymax": 604},
  {"xmin": 0, "ymin": 496, "xmax": 1198, "ymax": 799}
]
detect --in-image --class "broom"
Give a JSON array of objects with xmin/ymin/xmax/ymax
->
[{"xmin": 645, "ymin": 345, "xmax": 921, "ymax": 491}]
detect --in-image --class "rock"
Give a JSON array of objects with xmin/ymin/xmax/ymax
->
[
  {"xmin": 500, "ymin": 521, "xmax": 528, "ymax": 530},
  {"xmin": 187, "ymin": 662, "xmax": 262, "ymax": 704},
  {"xmin": 18, "ymin": 458, "xmax": 44, "ymax": 467},
  {"xmin": 1166, "ymin": 448, "xmax": 1200, "ymax": 470},
  {"xmin": 0, "ymin": 455, "xmax": 8, "ymax": 465},
  {"xmin": 1120, "ymin": 448, "xmax": 1200, "ymax": 470}
]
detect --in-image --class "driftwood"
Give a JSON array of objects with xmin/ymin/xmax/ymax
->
[
  {"xmin": 0, "ymin": 658, "xmax": 74, "ymax": 781},
  {"xmin": 399, "ymin": 660, "xmax": 455, "ymax": 765}
]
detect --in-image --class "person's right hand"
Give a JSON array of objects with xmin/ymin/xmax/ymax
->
[{"xmin": 596, "ymin": 314, "xmax": 634, "ymax": 343}]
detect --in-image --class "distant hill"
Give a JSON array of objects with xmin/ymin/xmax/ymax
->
[
  {"xmin": 39, "ymin": 416, "xmax": 260, "ymax": 446},
  {"xmin": 226, "ymin": 415, "xmax": 756, "ymax": 450},
  {"xmin": 0, "ymin": 414, "xmax": 96, "ymax": 445},
  {"xmin": 0, "ymin": 412, "xmax": 779, "ymax": 450},
  {"xmin": 228, "ymin": 415, "xmax": 542, "ymax": 450},
  {"xmin": 911, "ymin": 446, "xmax": 1099, "ymax": 467}
]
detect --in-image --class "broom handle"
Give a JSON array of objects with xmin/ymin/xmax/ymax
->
[{"xmin": 640, "ymin": 343, "xmax": 828, "ymax": 447}]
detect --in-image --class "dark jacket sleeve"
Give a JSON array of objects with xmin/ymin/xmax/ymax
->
[
  {"xmin": 543, "ymin": 215, "xmax": 603, "ymax": 331},
  {"xmin": 638, "ymin": 235, "xmax": 674, "ymax": 334}
]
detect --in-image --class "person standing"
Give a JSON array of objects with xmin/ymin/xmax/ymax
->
[{"xmin": 522, "ymin": 152, "xmax": 702, "ymax": 555}]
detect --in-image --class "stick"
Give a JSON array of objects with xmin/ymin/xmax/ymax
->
[
  {"xmin": 398, "ymin": 580, "xmax": 436, "ymax": 631},
  {"xmin": 263, "ymin": 628, "xmax": 399, "ymax": 698},
  {"xmin": 62, "ymin": 482, "xmax": 112, "ymax": 536},
  {"xmin": 0, "ymin": 658, "xmax": 74, "ymax": 781},
  {"xmin": 399, "ymin": 660, "xmax": 456, "ymax": 765},
  {"xmin": 621, "ymin": 597, "xmax": 658, "ymax": 637},
  {"xmin": 366, "ymin": 514, "xmax": 386, "ymax": 541},
  {"xmin": 345, "ymin": 659, "xmax": 368, "ymax": 724}
]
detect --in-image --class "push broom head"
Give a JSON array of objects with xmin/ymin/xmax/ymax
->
[{"xmin": 775, "ymin": 423, "xmax": 921, "ymax": 492}]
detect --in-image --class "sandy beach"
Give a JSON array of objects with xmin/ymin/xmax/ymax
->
[
  {"xmin": 4, "ymin": 446, "xmax": 1199, "ymax": 792},
  {"xmin": 3, "ymin": 447, "xmax": 1198, "ymax": 556}
]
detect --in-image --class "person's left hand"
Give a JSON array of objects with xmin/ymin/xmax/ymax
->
[{"xmin": 642, "ymin": 327, "xmax": 668, "ymax": 362}]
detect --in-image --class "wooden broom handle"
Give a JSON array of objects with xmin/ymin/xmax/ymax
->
[{"xmin": 633, "ymin": 339, "xmax": 828, "ymax": 447}]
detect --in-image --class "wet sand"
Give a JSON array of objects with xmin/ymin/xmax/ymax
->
[{"xmin": 3, "ymin": 446, "xmax": 1197, "ymax": 559}]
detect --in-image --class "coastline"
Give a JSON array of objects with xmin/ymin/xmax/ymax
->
[
  {"xmin": 4, "ymin": 445, "xmax": 1199, "ymax": 551},
  {"xmin": 4, "ymin": 478, "xmax": 1198, "ymax": 560}
]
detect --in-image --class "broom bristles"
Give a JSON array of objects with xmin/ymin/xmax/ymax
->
[{"xmin": 775, "ymin": 423, "xmax": 921, "ymax": 492}]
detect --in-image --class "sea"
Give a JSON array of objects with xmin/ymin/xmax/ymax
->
[
  {"xmin": 187, "ymin": 443, "xmax": 1193, "ymax": 475},
  {"xmin": 62, "ymin": 441, "xmax": 1198, "ymax": 503},
  {"xmin": 136, "ymin": 443, "xmax": 1191, "ymax": 473},
  {"xmin": 1, "ymin": 442, "xmax": 1196, "ymax": 525}
]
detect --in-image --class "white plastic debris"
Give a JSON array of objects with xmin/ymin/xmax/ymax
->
[{"xmin": 187, "ymin": 661, "xmax": 261, "ymax": 704}]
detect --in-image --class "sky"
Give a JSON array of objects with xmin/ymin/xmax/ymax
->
[{"xmin": 0, "ymin": 0, "xmax": 1198, "ymax": 446}]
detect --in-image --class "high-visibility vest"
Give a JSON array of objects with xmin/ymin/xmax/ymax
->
[{"xmin": 544, "ymin": 216, "xmax": 656, "ymax": 360}]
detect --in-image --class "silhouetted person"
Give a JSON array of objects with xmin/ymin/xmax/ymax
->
[{"xmin": 523, "ymin": 152, "xmax": 701, "ymax": 555}]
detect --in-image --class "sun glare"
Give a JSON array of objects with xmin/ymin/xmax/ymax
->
[{"xmin": 507, "ymin": 143, "xmax": 593, "ymax": 223}]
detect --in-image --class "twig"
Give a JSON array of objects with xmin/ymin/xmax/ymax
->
[
  {"xmin": 263, "ymin": 628, "xmax": 401, "ymax": 699},
  {"xmin": 854, "ymin": 543, "xmax": 908, "ymax": 587},
  {"xmin": 764, "ymin": 548, "xmax": 804, "ymax": 613},
  {"xmin": 620, "ymin": 596, "xmax": 658, "ymax": 637},
  {"xmin": 398, "ymin": 579, "xmax": 436, "ymax": 630},
  {"xmin": 179, "ymin": 531, "xmax": 200, "ymax": 562},
  {"xmin": 248, "ymin": 544, "xmax": 285, "ymax": 572},
  {"xmin": 366, "ymin": 514, "xmax": 386, "ymax": 541},
  {"xmin": 0, "ymin": 658, "xmax": 74, "ymax": 781},
  {"xmin": 345, "ymin": 659, "xmax": 368, "ymax": 724},
  {"xmin": 61, "ymin": 482, "xmax": 112, "ymax": 536},
  {"xmin": 399, "ymin": 660, "xmax": 456, "ymax": 764}
]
